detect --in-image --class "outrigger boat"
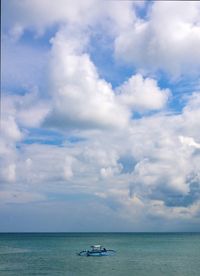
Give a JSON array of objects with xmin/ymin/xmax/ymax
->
[{"xmin": 78, "ymin": 245, "xmax": 116, "ymax": 256}]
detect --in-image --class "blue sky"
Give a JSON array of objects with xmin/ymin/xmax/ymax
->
[{"xmin": 1, "ymin": 0, "xmax": 200, "ymax": 232}]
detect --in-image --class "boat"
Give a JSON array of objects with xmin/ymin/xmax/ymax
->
[{"xmin": 78, "ymin": 245, "xmax": 116, "ymax": 256}]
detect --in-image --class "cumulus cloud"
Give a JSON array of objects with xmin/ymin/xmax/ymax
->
[
  {"xmin": 2, "ymin": 0, "xmax": 137, "ymax": 39},
  {"xmin": 1, "ymin": 92, "xmax": 200, "ymax": 228},
  {"xmin": 0, "ymin": 91, "xmax": 49, "ymax": 185},
  {"xmin": 2, "ymin": 90, "xmax": 49, "ymax": 129},
  {"xmin": 116, "ymin": 74, "xmax": 170, "ymax": 112},
  {"xmin": 2, "ymin": 0, "xmax": 96, "ymax": 37},
  {"xmin": 3, "ymin": 0, "xmax": 200, "ymax": 79},
  {"xmin": 43, "ymin": 28, "xmax": 170, "ymax": 131},
  {"xmin": 43, "ymin": 33, "xmax": 129, "ymax": 129},
  {"xmin": 115, "ymin": 1, "xmax": 200, "ymax": 78},
  {"xmin": 1, "ymin": 87, "xmax": 199, "ymax": 222},
  {"xmin": 1, "ymin": 115, "xmax": 22, "ymax": 143},
  {"xmin": 181, "ymin": 93, "xmax": 200, "ymax": 139},
  {"xmin": 127, "ymin": 97, "xmax": 200, "ymax": 209}
]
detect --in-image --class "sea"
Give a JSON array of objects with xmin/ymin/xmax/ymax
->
[{"xmin": 0, "ymin": 232, "xmax": 199, "ymax": 276}]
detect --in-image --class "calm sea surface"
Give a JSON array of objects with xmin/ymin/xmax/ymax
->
[{"xmin": 0, "ymin": 233, "xmax": 199, "ymax": 276}]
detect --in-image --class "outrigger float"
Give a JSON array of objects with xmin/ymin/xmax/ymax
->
[{"xmin": 78, "ymin": 245, "xmax": 116, "ymax": 256}]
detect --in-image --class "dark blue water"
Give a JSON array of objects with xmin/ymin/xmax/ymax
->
[{"xmin": 0, "ymin": 233, "xmax": 200, "ymax": 275}]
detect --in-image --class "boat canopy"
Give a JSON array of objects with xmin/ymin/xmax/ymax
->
[{"xmin": 91, "ymin": 245, "xmax": 102, "ymax": 251}]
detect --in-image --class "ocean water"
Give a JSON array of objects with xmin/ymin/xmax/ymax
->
[{"xmin": 0, "ymin": 233, "xmax": 200, "ymax": 276}]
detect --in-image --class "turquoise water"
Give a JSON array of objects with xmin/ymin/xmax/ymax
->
[{"xmin": 0, "ymin": 233, "xmax": 200, "ymax": 276}]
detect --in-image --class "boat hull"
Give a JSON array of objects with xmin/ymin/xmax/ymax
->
[
  {"xmin": 87, "ymin": 251, "xmax": 110, "ymax": 256},
  {"xmin": 78, "ymin": 250, "xmax": 115, "ymax": 256}
]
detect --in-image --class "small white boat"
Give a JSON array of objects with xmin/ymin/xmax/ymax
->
[{"xmin": 78, "ymin": 245, "xmax": 116, "ymax": 256}]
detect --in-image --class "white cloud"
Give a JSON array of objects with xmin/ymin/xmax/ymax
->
[
  {"xmin": 100, "ymin": 165, "xmax": 122, "ymax": 179},
  {"xmin": 116, "ymin": 74, "xmax": 170, "ymax": 112},
  {"xmin": 2, "ymin": 0, "xmax": 95, "ymax": 37},
  {"xmin": 127, "ymin": 109, "xmax": 200, "ymax": 209},
  {"xmin": 115, "ymin": 1, "xmax": 200, "ymax": 78},
  {"xmin": 3, "ymin": 0, "xmax": 200, "ymax": 80},
  {"xmin": 63, "ymin": 156, "xmax": 75, "ymax": 180},
  {"xmin": 0, "ymin": 90, "xmax": 199, "ymax": 226},
  {"xmin": 43, "ymin": 29, "xmax": 130, "ymax": 130},
  {"xmin": 1, "ymin": 115, "xmax": 22, "ymax": 142},
  {"xmin": 3, "ymin": 92, "xmax": 199, "ymax": 211},
  {"xmin": 0, "ymin": 91, "xmax": 49, "ymax": 185},
  {"xmin": 179, "ymin": 136, "xmax": 200, "ymax": 149},
  {"xmin": 2, "ymin": 0, "xmax": 137, "ymax": 38},
  {"xmin": 0, "ymin": 164, "xmax": 16, "ymax": 183},
  {"xmin": 2, "ymin": 90, "xmax": 49, "ymax": 129},
  {"xmin": 181, "ymin": 93, "xmax": 200, "ymax": 139},
  {"xmin": 43, "ymin": 28, "xmax": 171, "ymax": 131}
]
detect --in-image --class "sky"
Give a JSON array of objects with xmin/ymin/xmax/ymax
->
[{"xmin": 1, "ymin": 0, "xmax": 200, "ymax": 232}]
